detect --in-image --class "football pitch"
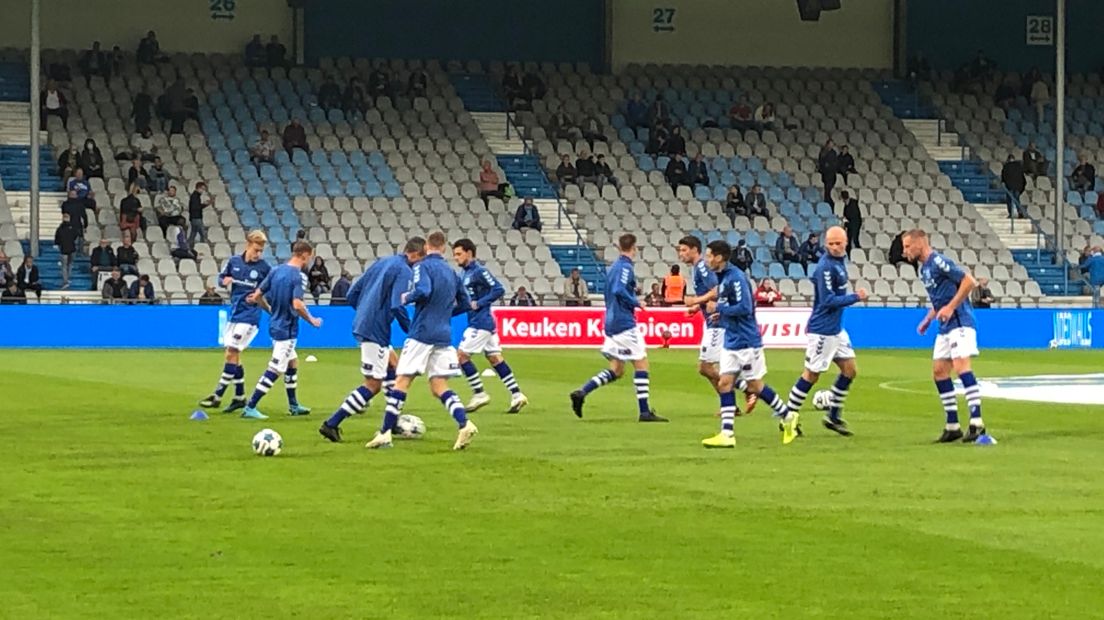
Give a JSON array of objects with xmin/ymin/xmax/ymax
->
[{"xmin": 1, "ymin": 347, "xmax": 1102, "ymax": 619}]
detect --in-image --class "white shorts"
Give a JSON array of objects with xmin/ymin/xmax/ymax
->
[
  {"xmin": 699, "ymin": 327, "xmax": 724, "ymax": 363},
  {"xmin": 804, "ymin": 330, "xmax": 856, "ymax": 373},
  {"xmin": 601, "ymin": 329, "xmax": 646, "ymax": 361},
  {"xmin": 719, "ymin": 347, "xmax": 768, "ymax": 381},
  {"xmin": 224, "ymin": 322, "xmax": 259, "ymax": 352},
  {"xmin": 933, "ymin": 327, "xmax": 979, "ymax": 360},
  {"xmin": 269, "ymin": 339, "xmax": 298, "ymax": 373},
  {"xmin": 360, "ymin": 342, "xmax": 392, "ymax": 379},
  {"xmin": 396, "ymin": 339, "xmax": 461, "ymax": 378},
  {"xmin": 458, "ymin": 327, "xmax": 502, "ymax": 355}
]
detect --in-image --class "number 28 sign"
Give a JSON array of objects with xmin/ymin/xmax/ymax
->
[{"xmin": 1026, "ymin": 15, "xmax": 1053, "ymax": 46}]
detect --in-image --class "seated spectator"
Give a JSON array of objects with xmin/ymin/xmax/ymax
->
[
  {"xmin": 906, "ymin": 51, "xmax": 932, "ymax": 83},
  {"xmin": 661, "ymin": 265, "xmax": 686, "ymax": 305},
  {"xmin": 367, "ymin": 65, "xmax": 392, "ymax": 103},
  {"xmin": 512, "ymin": 197, "xmax": 542, "ymax": 231},
  {"xmin": 78, "ymin": 41, "xmax": 110, "ymax": 85},
  {"xmin": 701, "ymin": 116, "xmax": 720, "ymax": 129},
  {"xmin": 1030, "ymin": 76, "xmax": 1049, "ymax": 124},
  {"xmin": 993, "ymin": 79, "xmax": 1016, "ymax": 110},
  {"xmin": 595, "ymin": 154, "xmax": 620, "ymax": 190},
  {"xmin": 1001, "ymin": 153, "xmax": 1028, "ymax": 218},
  {"xmin": 970, "ymin": 49, "xmax": 995, "ymax": 82},
  {"xmin": 245, "ymin": 35, "xmax": 266, "ymax": 68},
  {"xmin": 754, "ymin": 102, "xmax": 776, "ymax": 132},
  {"xmin": 148, "ymin": 157, "xmax": 172, "ymax": 193},
  {"xmin": 116, "ymin": 233, "xmax": 140, "ymax": 276},
  {"xmin": 971, "ymin": 277, "xmax": 996, "ymax": 308},
  {"xmin": 798, "ymin": 232, "xmax": 824, "ymax": 269},
  {"xmin": 728, "ymin": 99, "xmax": 753, "ymax": 132},
  {"xmin": 136, "ymin": 31, "xmax": 166, "ymax": 64},
  {"xmin": 16, "ymin": 256, "xmax": 42, "ymax": 299},
  {"xmin": 89, "ymin": 239, "xmax": 116, "ymax": 281},
  {"xmin": 128, "ymin": 274, "xmax": 156, "ymax": 303},
  {"xmin": 1072, "ymin": 154, "xmax": 1096, "ymax": 194},
  {"xmin": 57, "ymin": 145, "xmax": 79, "ymax": 186},
  {"xmin": 171, "ymin": 226, "xmax": 198, "ymax": 263},
  {"xmin": 79, "ymin": 139, "xmax": 105, "ymax": 179},
  {"xmin": 0, "ymin": 251, "xmax": 14, "ymax": 289},
  {"xmin": 888, "ymin": 231, "xmax": 906, "ymax": 265},
  {"xmin": 724, "ymin": 185, "xmax": 746, "ymax": 223},
  {"xmin": 250, "ymin": 129, "xmax": 278, "ymax": 167},
  {"xmin": 549, "ymin": 109, "xmax": 579, "ymax": 142},
  {"xmin": 644, "ymin": 124, "xmax": 668, "ymax": 156},
  {"xmin": 343, "ymin": 77, "xmax": 369, "ymax": 116},
  {"xmin": 510, "ymin": 286, "xmax": 538, "ymax": 306},
  {"xmin": 581, "ymin": 115, "xmax": 608, "ymax": 150},
  {"xmin": 40, "ymin": 80, "xmax": 68, "ymax": 130},
  {"xmin": 132, "ymin": 91, "xmax": 153, "ymax": 134},
  {"xmin": 1082, "ymin": 247, "xmax": 1104, "ymax": 305},
  {"xmin": 562, "ymin": 268, "xmax": 590, "ymax": 306},
  {"xmin": 1096, "ymin": 192, "xmax": 1104, "ymax": 219},
  {"xmin": 649, "ymin": 94, "xmax": 671, "ymax": 129},
  {"xmin": 686, "ymin": 153, "xmax": 709, "ymax": 187},
  {"xmin": 662, "ymin": 126, "xmax": 686, "ymax": 156},
  {"xmin": 266, "ymin": 36, "xmax": 288, "ymax": 68},
  {"xmin": 198, "ymin": 285, "xmax": 223, "ymax": 306},
  {"xmin": 101, "ymin": 267, "xmax": 128, "ymax": 300},
  {"xmin": 576, "ymin": 150, "xmax": 603, "ymax": 188},
  {"xmin": 126, "ymin": 158, "xmax": 150, "ymax": 191},
  {"xmin": 2, "ymin": 280, "xmax": 27, "ymax": 304},
  {"xmin": 644, "ymin": 282, "xmax": 664, "ymax": 307},
  {"xmin": 478, "ymin": 160, "xmax": 505, "ymax": 205},
  {"xmin": 1023, "ymin": 142, "xmax": 1046, "ymax": 178},
  {"xmin": 624, "ymin": 93, "xmax": 648, "ymax": 130},
  {"xmin": 502, "ymin": 65, "xmax": 522, "ymax": 105},
  {"xmin": 54, "ymin": 213, "xmax": 80, "ymax": 289},
  {"xmin": 308, "ymin": 256, "xmax": 331, "ymax": 300},
  {"xmin": 774, "ymin": 225, "xmax": 799, "ymax": 271},
  {"xmin": 664, "ymin": 153, "xmax": 687, "ymax": 189},
  {"xmin": 118, "ymin": 184, "xmax": 145, "ymax": 239},
  {"xmin": 731, "ymin": 239, "xmax": 753, "ymax": 272},
  {"xmin": 747, "ymin": 184, "xmax": 768, "ymax": 217},
  {"xmin": 521, "ymin": 70, "xmax": 546, "ymax": 102},
  {"xmin": 407, "ymin": 69, "xmax": 428, "ymax": 98},
  {"xmin": 155, "ymin": 185, "xmax": 186, "ymax": 235},
  {"xmin": 61, "ymin": 189, "xmax": 92, "ymax": 244},
  {"xmin": 282, "ymin": 118, "xmax": 309, "ymax": 155},
  {"xmin": 317, "ymin": 75, "xmax": 342, "ymax": 111},
  {"xmin": 188, "ymin": 181, "xmax": 212, "ymax": 247},
  {"xmin": 755, "ymin": 278, "xmax": 783, "ymax": 307},
  {"xmin": 555, "ymin": 154, "xmax": 578, "ymax": 190},
  {"xmin": 837, "ymin": 145, "xmax": 856, "ymax": 184},
  {"xmin": 330, "ymin": 271, "xmax": 352, "ymax": 305}
]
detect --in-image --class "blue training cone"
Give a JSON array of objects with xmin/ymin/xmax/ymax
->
[
  {"xmin": 190, "ymin": 410, "xmax": 209, "ymax": 421},
  {"xmin": 975, "ymin": 434, "xmax": 997, "ymax": 446}
]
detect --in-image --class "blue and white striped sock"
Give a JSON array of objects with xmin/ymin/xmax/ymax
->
[
  {"xmin": 325, "ymin": 385, "xmax": 374, "ymax": 428},
  {"xmin": 461, "ymin": 360, "xmax": 484, "ymax": 394},
  {"xmin": 380, "ymin": 388, "xmax": 406, "ymax": 433},
  {"xmin": 440, "ymin": 390, "xmax": 468, "ymax": 428},
  {"xmin": 233, "ymin": 364, "xmax": 245, "ymax": 398},
  {"xmin": 758, "ymin": 385, "xmax": 790, "ymax": 417},
  {"xmin": 719, "ymin": 391, "xmax": 737, "ymax": 435},
  {"xmin": 935, "ymin": 378, "xmax": 959, "ymax": 429},
  {"xmin": 247, "ymin": 369, "xmax": 279, "ymax": 409},
  {"xmin": 213, "ymin": 362, "xmax": 236, "ymax": 397},
  {"xmin": 284, "ymin": 367, "xmax": 299, "ymax": 406},
  {"xmin": 494, "ymin": 361, "xmax": 521, "ymax": 394},
  {"xmin": 787, "ymin": 376, "xmax": 814, "ymax": 412},
  {"xmin": 827, "ymin": 374, "xmax": 853, "ymax": 422},
  {"xmin": 633, "ymin": 370, "xmax": 651, "ymax": 414},
  {"xmin": 959, "ymin": 372, "xmax": 983, "ymax": 426},
  {"xmin": 383, "ymin": 365, "xmax": 396, "ymax": 392},
  {"xmin": 581, "ymin": 369, "xmax": 617, "ymax": 394}
]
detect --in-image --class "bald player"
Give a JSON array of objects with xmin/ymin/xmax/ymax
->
[{"xmin": 783, "ymin": 226, "xmax": 867, "ymax": 436}]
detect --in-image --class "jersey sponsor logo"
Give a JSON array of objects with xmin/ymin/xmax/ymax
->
[
  {"xmin": 618, "ymin": 348, "xmax": 631, "ymax": 356},
  {"xmin": 250, "ymin": 269, "xmax": 258, "ymax": 279}
]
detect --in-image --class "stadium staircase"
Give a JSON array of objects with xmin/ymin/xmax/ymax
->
[{"xmin": 20, "ymin": 239, "xmax": 91, "ymax": 290}]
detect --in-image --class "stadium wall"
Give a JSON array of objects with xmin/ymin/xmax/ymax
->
[
  {"xmin": 608, "ymin": 0, "xmax": 894, "ymax": 69},
  {"xmin": 0, "ymin": 0, "xmax": 292, "ymax": 54},
  {"xmin": 0, "ymin": 306, "xmax": 1096, "ymax": 350}
]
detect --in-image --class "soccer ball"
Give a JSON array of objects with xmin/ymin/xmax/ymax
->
[
  {"xmin": 252, "ymin": 428, "xmax": 283, "ymax": 456},
  {"xmin": 812, "ymin": 390, "xmax": 834, "ymax": 411},
  {"xmin": 395, "ymin": 414, "xmax": 426, "ymax": 439}
]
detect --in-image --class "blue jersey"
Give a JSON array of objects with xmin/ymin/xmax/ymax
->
[
  {"xmin": 347, "ymin": 254, "xmax": 413, "ymax": 346},
  {"xmin": 257, "ymin": 263, "xmax": 306, "ymax": 341},
  {"xmin": 715, "ymin": 265, "xmax": 762, "ymax": 350},
  {"xmin": 604, "ymin": 255, "xmax": 641, "ymax": 336},
  {"xmin": 691, "ymin": 258, "xmax": 719, "ymax": 327},
  {"xmin": 219, "ymin": 254, "xmax": 272, "ymax": 325},
  {"xmin": 461, "ymin": 261, "xmax": 505, "ymax": 332},
  {"xmin": 406, "ymin": 254, "xmax": 470, "ymax": 346},
  {"xmin": 920, "ymin": 250, "xmax": 976, "ymax": 335},
  {"xmin": 806, "ymin": 253, "xmax": 859, "ymax": 336}
]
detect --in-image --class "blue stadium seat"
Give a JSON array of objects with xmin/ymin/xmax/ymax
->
[
  {"xmin": 768, "ymin": 263, "xmax": 785, "ymax": 279},
  {"xmin": 750, "ymin": 264, "xmax": 766, "ymax": 280}
]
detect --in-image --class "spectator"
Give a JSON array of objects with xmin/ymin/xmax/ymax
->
[
  {"xmin": 555, "ymin": 154, "xmax": 577, "ymax": 191},
  {"xmin": 136, "ymin": 31, "xmax": 166, "ymax": 64},
  {"xmin": 1072, "ymin": 154, "xmax": 1096, "ymax": 194},
  {"xmin": 155, "ymin": 185, "xmax": 186, "ymax": 235},
  {"xmin": 731, "ymin": 239, "xmax": 753, "ymax": 272},
  {"xmin": 132, "ymin": 91, "xmax": 153, "ymax": 134},
  {"xmin": 478, "ymin": 160, "xmax": 505, "ymax": 205},
  {"xmin": 89, "ymin": 239, "xmax": 116, "ymax": 281},
  {"xmin": 407, "ymin": 69, "xmax": 428, "ymax": 98},
  {"xmin": 128, "ymin": 274, "xmax": 156, "ymax": 303},
  {"xmin": 841, "ymin": 190, "xmax": 863, "ymax": 253},
  {"xmin": 54, "ymin": 213, "xmax": 80, "ymax": 289},
  {"xmin": 724, "ymin": 185, "xmax": 746, "ymax": 223},
  {"xmin": 61, "ymin": 189, "xmax": 91, "ymax": 244},
  {"xmin": 1022, "ymin": 66, "xmax": 1043, "ymax": 99},
  {"xmin": 755, "ymin": 278, "xmax": 783, "ymax": 307},
  {"xmin": 57, "ymin": 145, "xmax": 79, "ymax": 185},
  {"xmin": 1096, "ymin": 192, "xmax": 1104, "ymax": 219},
  {"xmin": 171, "ymin": 225, "xmax": 198, "ymax": 263},
  {"xmin": 774, "ymin": 225, "xmax": 799, "ymax": 272},
  {"xmin": 512, "ymin": 197, "xmax": 542, "ymax": 231},
  {"xmin": 549, "ymin": 108, "xmax": 579, "ymax": 142},
  {"xmin": 728, "ymin": 98, "xmax": 753, "ymax": 132},
  {"xmin": 40, "ymin": 80, "xmax": 68, "ymax": 130},
  {"xmin": 330, "ymin": 271, "xmax": 352, "ymax": 305},
  {"xmin": 1029, "ymin": 76, "xmax": 1049, "ymax": 124},
  {"xmin": 163, "ymin": 79, "xmax": 188, "ymax": 134},
  {"xmin": 644, "ymin": 124, "xmax": 668, "ymax": 156},
  {"xmin": 126, "ymin": 158, "xmax": 150, "ymax": 191},
  {"xmin": 188, "ymin": 181, "xmax": 212, "ymax": 246},
  {"xmin": 664, "ymin": 153, "xmax": 687, "ymax": 190},
  {"xmin": 624, "ymin": 93, "xmax": 648, "ymax": 130},
  {"xmin": 644, "ymin": 282, "xmax": 664, "ymax": 307},
  {"xmin": 16, "ymin": 256, "xmax": 42, "ymax": 299},
  {"xmin": 661, "ymin": 265, "xmax": 686, "ymax": 305},
  {"xmin": 687, "ymin": 153, "xmax": 709, "ymax": 187},
  {"xmin": 969, "ymin": 49, "xmax": 995, "ymax": 82},
  {"xmin": 837, "ymin": 145, "xmax": 856, "ymax": 184},
  {"xmin": 116, "ymin": 234, "xmax": 140, "ymax": 276},
  {"xmin": 198, "ymin": 285, "xmax": 223, "ymax": 305},
  {"xmin": 266, "ymin": 36, "xmax": 288, "ymax": 68},
  {"xmin": 747, "ymin": 184, "xmax": 768, "ymax": 218},
  {"xmin": 2, "ymin": 280, "xmax": 27, "ymax": 304},
  {"xmin": 148, "ymin": 157, "xmax": 172, "ymax": 193},
  {"xmin": 662, "ymin": 126, "xmax": 686, "ymax": 156},
  {"xmin": 649, "ymin": 94, "xmax": 671, "ymax": 129},
  {"xmin": 581, "ymin": 114, "xmax": 608, "ymax": 150},
  {"xmin": 818, "ymin": 139, "xmax": 838, "ymax": 204},
  {"xmin": 250, "ymin": 129, "xmax": 278, "ymax": 167},
  {"xmin": 282, "ymin": 118, "xmax": 309, "ymax": 155},
  {"xmin": 245, "ymin": 35, "xmax": 266, "ymax": 68},
  {"xmin": 367, "ymin": 65, "xmax": 391, "ymax": 103},
  {"xmin": 101, "ymin": 267, "xmax": 128, "ymax": 300},
  {"xmin": 510, "ymin": 286, "xmax": 538, "ymax": 306},
  {"xmin": 79, "ymin": 139, "xmax": 105, "ymax": 179},
  {"xmin": 906, "ymin": 51, "xmax": 932, "ymax": 84},
  {"xmin": 118, "ymin": 183, "xmax": 145, "ymax": 240},
  {"xmin": 1082, "ymin": 247, "xmax": 1104, "ymax": 306},
  {"xmin": 798, "ymin": 232, "xmax": 824, "ymax": 270},
  {"xmin": 0, "ymin": 251, "xmax": 14, "ymax": 289},
  {"xmin": 78, "ymin": 41, "xmax": 110, "ymax": 85},
  {"xmin": 307, "ymin": 256, "xmax": 331, "ymax": 300},
  {"xmin": 888, "ymin": 231, "xmax": 906, "ymax": 266},
  {"xmin": 127, "ymin": 128, "xmax": 157, "ymax": 162},
  {"xmin": 971, "ymin": 277, "xmax": 996, "ymax": 309},
  {"xmin": 562, "ymin": 268, "xmax": 590, "ymax": 306},
  {"xmin": 575, "ymin": 150, "xmax": 603, "ymax": 189},
  {"xmin": 521, "ymin": 70, "xmax": 546, "ymax": 102},
  {"xmin": 501, "ymin": 65, "xmax": 522, "ymax": 104},
  {"xmin": 317, "ymin": 75, "xmax": 342, "ymax": 111},
  {"xmin": 595, "ymin": 154, "xmax": 621, "ymax": 190},
  {"xmin": 1023, "ymin": 142, "xmax": 1046, "ymax": 178},
  {"xmin": 1001, "ymin": 153, "xmax": 1028, "ymax": 218},
  {"xmin": 753, "ymin": 102, "xmax": 776, "ymax": 132},
  {"xmin": 343, "ymin": 77, "xmax": 368, "ymax": 117},
  {"xmin": 993, "ymin": 79, "xmax": 1016, "ymax": 110},
  {"xmin": 701, "ymin": 116, "xmax": 720, "ymax": 129}
]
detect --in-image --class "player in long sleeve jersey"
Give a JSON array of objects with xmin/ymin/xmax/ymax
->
[
  {"xmin": 782, "ymin": 226, "xmax": 868, "ymax": 436},
  {"xmin": 318, "ymin": 238, "xmax": 424, "ymax": 442},
  {"xmin": 903, "ymin": 229, "xmax": 989, "ymax": 443},
  {"xmin": 570, "ymin": 233, "xmax": 666, "ymax": 422},
  {"xmin": 452, "ymin": 239, "xmax": 529, "ymax": 413},
  {"xmin": 365, "ymin": 232, "xmax": 479, "ymax": 451},
  {"xmin": 699, "ymin": 240, "xmax": 799, "ymax": 448},
  {"xmin": 199, "ymin": 230, "xmax": 271, "ymax": 412}
]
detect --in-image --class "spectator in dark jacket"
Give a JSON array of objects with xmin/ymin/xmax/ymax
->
[
  {"xmin": 841, "ymin": 190, "xmax": 863, "ymax": 254},
  {"xmin": 266, "ymin": 36, "xmax": 287, "ymax": 68},
  {"xmin": 1072, "ymin": 154, "xmax": 1096, "ymax": 194},
  {"xmin": 118, "ymin": 184, "xmax": 145, "ymax": 240},
  {"xmin": 837, "ymin": 145, "xmax": 856, "ymax": 184},
  {"xmin": 774, "ymin": 225, "xmax": 800, "ymax": 272},
  {"xmin": 725, "ymin": 185, "xmax": 747, "ymax": 223},
  {"xmin": 102, "ymin": 267, "xmax": 128, "ymax": 300},
  {"xmin": 2, "ymin": 280, "xmax": 27, "ymax": 304},
  {"xmin": 1001, "ymin": 153, "xmax": 1028, "ymax": 218},
  {"xmin": 128, "ymin": 274, "xmax": 156, "ymax": 303},
  {"xmin": 730, "ymin": 240, "xmax": 753, "ymax": 272},
  {"xmin": 132, "ymin": 91, "xmax": 153, "ymax": 134},
  {"xmin": 61, "ymin": 189, "xmax": 92, "ymax": 242},
  {"xmin": 16, "ymin": 256, "xmax": 42, "ymax": 299},
  {"xmin": 198, "ymin": 286, "xmax": 223, "ymax": 305},
  {"xmin": 127, "ymin": 158, "xmax": 150, "ymax": 191},
  {"xmin": 407, "ymin": 69, "xmax": 428, "ymax": 98},
  {"xmin": 662, "ymin": 126, "xmax": 686, "ymax": 156},
  {"xmin": 136, "ymin": 31, "xmax": 165, "ymax": 64},
  {"xmin": 747, "ymin": 184, "xmax": 768, "ymax": 218},
  {"xmin": 330, "ymin": 271, "xmax": 352, "ymax": 305},
  {"xmin": 79, "ymin": 139, "xmax": 105, "ymax": 179},
  {"xmin": 665, "ymin": 154, "xmax": 687, "ymax": 190},
  {"xmin": 171, "ymin": 226, "xmax": 198, "ymax": 263},
  {"xmin": 308, "ymin": 256, "xmax": 331, "ymax": 300},
  {"xmin": 971, "ymin": 277, "xmax": 996, "ymax": 309},
  {"xmin": 576, "ymin": 150, "xmax": 602, "ymax": 188},
  {"xmin": 513, "ymin": 197, "xmax": 542, "ymax": 231},
  {"xmin": 57, "ymin": 145, "xmax": 80, "ymax": 185},
  {"xmin": 510, "ymin": 286, "xmax": 538, "ymax": 306},
  {"xmin": 555, "ymin": 154, "xmax": 577, "ymax": 190},
  {"xmin": 581, "ymin": 115, "xmax": 608, "ymax": 150},
  {"xmin": 818, "ymin": 139, "xmax": 838, "ymax": 203},
  {"xmin": 245, "ymin": 35, "xmax": 266, "ymax": 67},
  {"xmin": 645, "ymin": 124, "xmax": 668, "ymax": 156},
  {"xmin": 624, "ymin": 93, "xmax": 648, "ymax": 130},
  {"xmin": 188, "ymin": 181, "xmax": 211, "ymax": 246},
  {"xmin": 1023, "ymin": 142, "xmax": 1046, "ymax": 177},
  {"xmin": 116, "ymin": 235, "xmax": 140, "ymax": 276},
  {"xmin": 687, "ymin": 153, "xmax": 709, "ymax": 186},
  {"xmin": 648, "ymin": 94, "xmax": 670, "ymax": 129},
  {"xmin": 798, "ymin": 233, "xmax": 824, "ymax": 270},
  {"xmin": 282, "ymin": 119, "xmax": 309, "ymax": 155},
  {"xmin": 78, "ymin": 41, "xmax": 110, "ymax": 85},
  {"xmin": 317, "ymin": 76, "xmax": 342, "ymax": 111},
  {"xmin": 89, "ymin": 239, "xmax": 116, "ymax": 281},
  {"xmin": 367, "ymin": 66, "xmax": 392, "ymax": 103},
  {"xmin": 595, "ymin": 155, "xmax": 620, "ymax": 189},
  {"xmin": 54, "ymin": 213, "xmax": 81, "ymax": 289}
]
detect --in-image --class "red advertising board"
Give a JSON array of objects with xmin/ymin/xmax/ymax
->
[{"xmin": 492, "ymin": 307, "xmax": 812, "ymax": 349}]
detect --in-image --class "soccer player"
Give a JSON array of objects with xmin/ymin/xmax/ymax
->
[
  {"xmin": 699, "ymin": 240, "xmax": 799, "ymax": 447},
  {"xmin": 569, "ymin": 233, "xmax": 666, "ymax": 422},
  {"xmin": 783, "ymin": 226, "xmax": 868, "ymax": 436},
  {"xmin": 317, "ymin": 237, "xmax": 425, "ymax": 442},
  {"xmin": 452, "ymin": 238, "xmax": 529, "ymax": 414},
  {"xmin": 365, "ymin": 231, "xmax": 479, "ymax": 451},
  {"xmin": 240, "ymin": 240, "xmax": 323, "ymax": 420},
  {"xmin": 903, "ymin": 229, "xmax": 988, "ymax": 443},
  {"xmin": 198, "ymin": 230, "xmax": 271, "ymax": 412}
]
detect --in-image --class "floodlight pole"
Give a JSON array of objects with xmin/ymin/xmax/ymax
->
[
  {"xmin": 29, "ymin": 0, "xmax": 41, "ymax": 257},
  {"xmin": 1054, "ymin": 0, "xmax": 1065, "ymax": 260}
]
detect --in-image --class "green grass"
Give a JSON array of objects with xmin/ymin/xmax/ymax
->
[{"xmin": 1, "ymin": 347, "xmax": 1103, "ymax": 619}]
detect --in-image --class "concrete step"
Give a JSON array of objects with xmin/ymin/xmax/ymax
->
[
  {"xmin": 8, "ymin": 190, "xmax": 67, "ymax": 237},
  {"xmin": 923, "ymin": 145, "xmax": 968, "ymax": 160}
]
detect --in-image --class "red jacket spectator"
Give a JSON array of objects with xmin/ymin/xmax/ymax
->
[{"xmin": 755, "ymin": 280, "xmax": 783, "ymax": 307}]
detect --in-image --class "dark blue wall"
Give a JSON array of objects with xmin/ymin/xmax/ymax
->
[
  {"xmin": 304, "ymin": 0, "xmax": 606, "ymax": 68},
  {"xmin": 907, "ymin": 0, "xmax": 1104, "ymax": 73}
]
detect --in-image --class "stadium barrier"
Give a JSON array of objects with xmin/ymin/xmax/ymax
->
[{"xmin": 0, "ymin": 305, "xmax": 1097, "ymax": 350}]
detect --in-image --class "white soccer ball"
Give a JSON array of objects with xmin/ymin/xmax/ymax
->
[
  {"xmin": 812, "ymin": 390, "xmax": 834, "ymax": 411},
  {"xmin": 395, "ymin": 414, "xmax": 426, "ymax": 439},
  {"xmin": 252, "ymin": 428, "xmax": 283, "ymax": 456}
]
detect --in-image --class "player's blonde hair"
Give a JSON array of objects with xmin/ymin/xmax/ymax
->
[{"xmin": 246, "ymin": 230, "xmax": 268, "ymax": 246}]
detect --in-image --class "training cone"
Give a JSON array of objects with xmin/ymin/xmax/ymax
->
[
  {"xmin": 975, "ymin": 434, "xmax": 998, "ymax": 446},
  {"xmin": 481, "ymin": 368, "xmax": 496, "ymax": 378},
  {"xmin": 190, "ymin": 410, "xmax": 209, "ymax": 421},
  {"xmin": 305, "ymin": 354, "xmax": 318, "ymax": 362}
]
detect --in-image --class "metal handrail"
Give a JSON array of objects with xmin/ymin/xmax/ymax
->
[{"xmin": 998, "ymin": 184, "xmax": 1083, "ymax": 295}]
